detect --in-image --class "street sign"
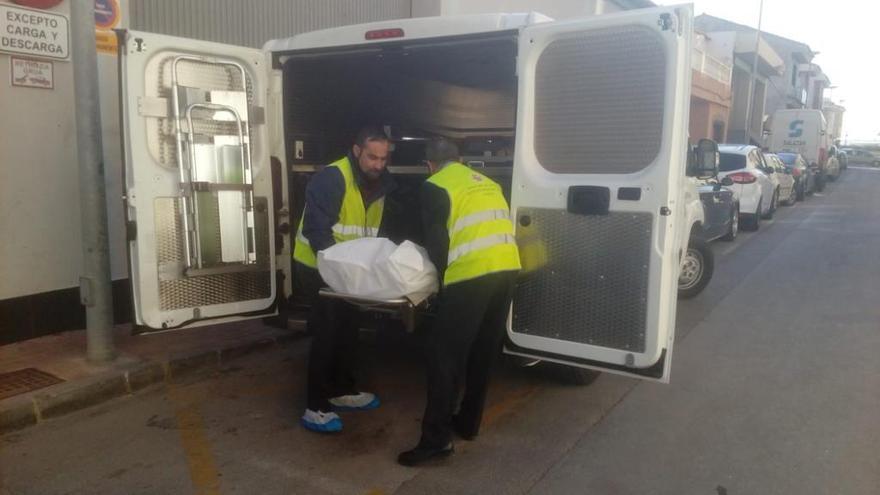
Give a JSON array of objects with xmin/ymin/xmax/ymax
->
[
  {"xmin": 94, "ymin": 0, "xmax": 121, "ymax": 55},
  {"xmin": 0, "ymin": 3, "xmax": 69, "ymax": 60},
  {"xmin": 10, "ymin": 56, "xmax": 54, "ymax": 89},
  {"xmin": 94, "ymin": 0, "xmax": 119, "ymax": 29}
]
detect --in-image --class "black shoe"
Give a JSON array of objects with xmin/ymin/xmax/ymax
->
[
  {"xmin": 452, "ymin": 415, "xmax": 478, "ymax": 441},
  {"xmin": 397, "ymin": 443, "xmax": 454, "ymax": 467}
]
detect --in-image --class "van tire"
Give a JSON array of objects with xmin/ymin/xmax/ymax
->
[
  {"xmin": 545, "ymin": 363, "xmax": 602, "ymax": 386},
  {"xmin": 678, "ymin": 236, "xmax": 714, "ymax": 299}
]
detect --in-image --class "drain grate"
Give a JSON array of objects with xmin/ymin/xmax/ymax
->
[{"xmin": 0, "ymin": 368, "xmax": 64, "ymax": 400}]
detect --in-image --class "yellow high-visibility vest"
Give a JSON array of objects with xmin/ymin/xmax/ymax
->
[
  {"xmin": 293, "ymin": 156, "xmax": 384, "ymax": 268},
  {"xmin": 426, "ymin": 162, "xmax": 521, "ymax": 286}
]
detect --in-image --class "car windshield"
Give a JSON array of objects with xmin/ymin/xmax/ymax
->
[
  {"xmin": 719, "ymin": 153, "xmax": 747, "ymax": 171},
  {"xmin": 777, "ymin": 153, "xmax": 797, "ymax": 165}
]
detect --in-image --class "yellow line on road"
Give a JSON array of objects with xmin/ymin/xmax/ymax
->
[
  {"xmin": 481, "ymin": 385, "xmax": 540, "ymax": 427},
  {"xmin": 168, "ymin": 386, "xmax": 221, "ymax": 495}
]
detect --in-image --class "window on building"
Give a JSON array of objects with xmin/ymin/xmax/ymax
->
[{"xmin": 712, "ymin": 120, "xmax": 726, "ymax": 143}]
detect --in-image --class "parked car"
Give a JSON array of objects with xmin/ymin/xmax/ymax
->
[
  {"xmin": 679, "ymin": 139, "xmax": 721, "ymax": 299},
  {"xmin": 841, "ymin": 148, "xmax": 880, "ymax": 167},
  {"xmin": 698, "ymin": 177, "xmax": 738, "ymax": 242},
  {"xmin": 717, "ymin": 145, "xmax": 777, "ymax": 231},
  {"xmin": 826, "ymin": 146, "xmax": 843, "ymax": 181},
  {"xmin": 838, "ymin": 149, "xmax": 848, "ymax": 170},
  {"xmin": 764, "ymin": 153, "xmax": 796, "ymax": 205},
  {"xmin": 775, "ymin": 152, "xmax": 815, "ymax": 200}
]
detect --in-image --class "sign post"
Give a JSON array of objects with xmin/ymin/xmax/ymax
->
[{"xmin": 70, "ymin": 0, "xmax": 116, "ymax": 363}]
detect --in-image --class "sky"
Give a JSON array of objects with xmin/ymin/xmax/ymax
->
[{"xmin": 656, "ymin": 0, "xmax": 878, "ymax": 143}]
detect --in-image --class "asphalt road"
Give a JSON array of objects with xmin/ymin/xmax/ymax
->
[{"xmin": 2, "ymin": 168, "xmax": 878, "ymax": 495}]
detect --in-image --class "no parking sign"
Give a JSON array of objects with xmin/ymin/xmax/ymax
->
[
  {"xmin": 94, "ymin": 0, "xmax": 121, "ymax": 55},
  {"xmin": 94, "ymin": 0, "xmax": 119, "ymax": 29}
]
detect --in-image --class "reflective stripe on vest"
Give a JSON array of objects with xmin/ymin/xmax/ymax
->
[
  {"xmin": 426, "ymin": 162, "xmax": 521, "ymax": 286},
  {"xmin": 448, "ymin": 233, "xmax": 517, "ymax": 264},
  {"xmin": 450, "ymin": 209, "xmax": 510, "ymax": 236},
  {"xmin": 292, "ymin": 157, "xmax": 384, "ymax": 268}
]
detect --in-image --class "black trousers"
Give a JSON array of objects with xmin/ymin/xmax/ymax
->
[
  {"xmin": 420, "ymin": 270, "xmax": 517, "ymax": 448},
  {"xmin": 295, "ymin": 263, "xmax": 360, "ymax": 412}
]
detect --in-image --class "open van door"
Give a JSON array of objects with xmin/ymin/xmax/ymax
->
[
  {"xmin": 505, "ymin": 6, "xmax": 693, "ymax": 381},
  {"xmin": 118, "ymin": 30, "xmax": 277, "ymax": 331}
]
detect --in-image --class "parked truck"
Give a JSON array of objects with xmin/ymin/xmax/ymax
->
[
  {"xmin": 117, "ymin": 6, "xmax": 699, "ymax": 383},
  {"xmin": 769, "ymin": 109, "xmax": 840, "ymax": 188}
]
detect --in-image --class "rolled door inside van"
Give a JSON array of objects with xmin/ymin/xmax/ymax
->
[{"xmin": 505, "ymin": 6, "xmax": 693, "ymax": 382}]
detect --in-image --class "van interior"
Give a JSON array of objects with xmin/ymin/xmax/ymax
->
[{"xmin": 276, "ymin": 32, "xmax": 520, "ymax": 246}]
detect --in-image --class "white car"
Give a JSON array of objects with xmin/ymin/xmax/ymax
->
[
  {"xmin": 718, "ymin": 145, "xmax": 777, "ymax": 231},
  {"xmin": 764, "ymin": 153, "xmax": 797, "ymax": 205}
]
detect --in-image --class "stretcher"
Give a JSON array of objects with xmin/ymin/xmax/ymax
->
[{"xmin": 318, "ymin": 288, "xmax": 429, "ymax": 333}]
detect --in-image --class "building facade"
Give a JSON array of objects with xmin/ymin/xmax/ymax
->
[
  {"xmin": 695, "ymin": 15, "xmax": 831, "ymax": 146},
  {"xmin": 689, "ymin": 31, "xmax": 732, "ymax": 142},
  {"xmin": 823, "ymin": 99, "xmax": 846, "ymax": 145}
]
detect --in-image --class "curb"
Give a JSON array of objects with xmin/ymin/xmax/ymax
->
[{"xmin": 0, "ymin": 331, "xmax": 303, "ymax": 435}]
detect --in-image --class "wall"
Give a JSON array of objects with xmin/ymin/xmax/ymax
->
[
  {"xmin": 689, "ymin": 99, "xmax": 729, "ymax": 143},
  {"xmin": 0, "ymin": 0, "xmax": 79, "ymax": 300},
  {"xmin": 412, "ymin": 0, "xmax": 621, "ymax": 19},
  {"xmin": 689, "ymin": 99, "xmax": 709, "ymax": 141},
  {"xmin": 728, "ymin": 63, "xmax": 751, "ymax": 143},
  {"xmin": 130, "ymin": 0, "xmax": 411, "ymax": 48}
]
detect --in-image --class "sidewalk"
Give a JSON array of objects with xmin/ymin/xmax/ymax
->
[{"xmin": 0, "ymin": 319, "xmax": 305, "ymax": 434}]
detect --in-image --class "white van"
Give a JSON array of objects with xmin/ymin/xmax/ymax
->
[
  {"xmin": 769, "ymin": 109, "xmax": 840, "ymax": 182},
  {"xmin": 117, "ymin": 6, "xmax": 695, "ymax": 382}
]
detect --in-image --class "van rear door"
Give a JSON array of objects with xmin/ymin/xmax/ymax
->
[
  {"xmin": 118, "ymin": 30, "xmax": 277, "ymax": 332},
  {"xmin": 505, "ymin": 6, "xmax": 693, "ymax": 382}
]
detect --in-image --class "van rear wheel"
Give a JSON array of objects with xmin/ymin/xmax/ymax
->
[
  {"xmin": 678, "ymin": 236, "xmax": 714, "ymax": 299},
  {"xmin": 544, "ymin": 362, "xmax": 601, "ymax": 386}
]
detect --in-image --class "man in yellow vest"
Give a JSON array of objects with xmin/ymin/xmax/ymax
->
[
  {"xmin": 398, "ymin": 138, "xmax": 521, "ymax": 466},
  {"xmin": 294, "ymin": 126, "xmax": 395, "ymax": 433}
]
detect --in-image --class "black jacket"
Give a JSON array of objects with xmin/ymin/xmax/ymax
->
[
  {"xmin": 419, "ymin": 180, "xmax": 451, "ymax": 282},
  {"xmin": 300, "ymin": 153, "xmax": 396, "ymax": 253}
]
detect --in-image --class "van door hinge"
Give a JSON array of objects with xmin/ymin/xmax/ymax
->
[
  {"xmin": 660, "ymin": 206, "xmax": 672, "ymax": 216},
  {"xmin": 658, "ymin": 13, "xmax": 674, "ymax": 31},
  {"xmin": 126, "ymin": 220, "xmax": 138, "ymax": 241}
]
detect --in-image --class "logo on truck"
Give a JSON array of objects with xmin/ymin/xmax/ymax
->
[{"xmin": 788, "ymin": 120, "xmax": 804, "ymax": 138}]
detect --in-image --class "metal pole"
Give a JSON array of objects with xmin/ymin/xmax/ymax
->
[
  {"xmin": 71, "ymin": 0, "xmax": 115, "ymax": 363},
  {"xmin": 743, "ymin": 0, "xmax": 765, "ymax": 145}
]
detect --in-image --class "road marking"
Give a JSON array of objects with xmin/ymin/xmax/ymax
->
[
  {"xmin": 719, "ymin": 243, "xmax": 740, "ymax": 256},
  {"xmin": 168, "ymin": 386, "xmax": 221, "ymax": 495},
  {"xmin": 482, "ymin": 385, "xmax": 540, "ymax": 427}
]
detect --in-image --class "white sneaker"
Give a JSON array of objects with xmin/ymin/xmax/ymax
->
[
  {"xmin": 301, "ymin": 409, "xmax": 342, "ymax": 433},
  {"xmin": 328, "ymin": 392, "xmax": 381, "ymax": 411}
]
